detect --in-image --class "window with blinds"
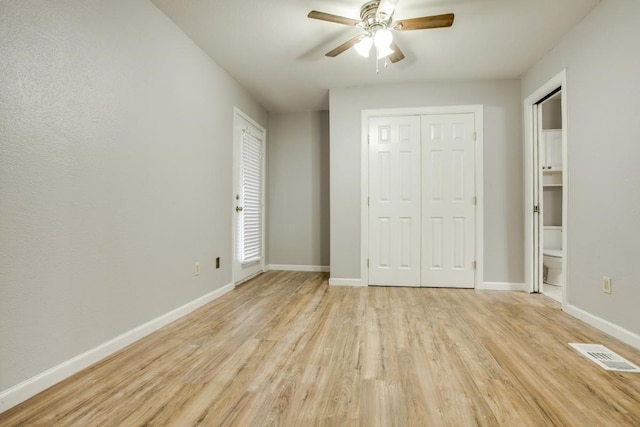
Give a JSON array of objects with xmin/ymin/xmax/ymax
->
[{"xmin": 238, "ymin": 128, "xmax": 263, "ymax": 264}]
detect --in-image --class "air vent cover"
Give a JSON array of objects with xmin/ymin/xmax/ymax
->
[{"xmin": 570, "ymin": 343, "xmax": 640, "ymax": 373}]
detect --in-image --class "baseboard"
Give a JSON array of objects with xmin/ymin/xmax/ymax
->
[
  {"xmin": 564, "ymin": 304, "xmax": 640, "ymax": 351},
  {"xmin": 0, "ymin": 282, "xmax": 235, "ymax": 414},
  {"xmin": 478, "ymin": 282, "xmax": 525, "ymax": 291},
  {"xmin": 266, "ymin": 264, "xmax": 330, "ymax": 273},
  {"xmin": 328, "ymin": 278, "xmax": 367, "ymax": 287},
  {"xmin": 328, "ymin": 279, "xmax": 522, "ymax": 289}
]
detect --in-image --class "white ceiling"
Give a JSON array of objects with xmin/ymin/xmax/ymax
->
[{"xmin": 150, "ymin": 0, "xmax": 600, "ymax": 113}]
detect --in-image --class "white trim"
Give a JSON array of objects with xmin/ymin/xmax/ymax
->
[
  {"xmin": 0, "ymin": 282, "xmax": 235, "ymax": 413},
  {"xmin": 478, "ymin": 282, "xmax": 525, "ymax": 291},
  {"xmin": 266, "ymin": 264, "xmax": 330, "ymax": 273},
  {"xmin": 474, "ymin": 108, "xmax": 485, "ymax": 291},
  {"xmin": 234, "ymin": 270, "xmax": 264, "ymax": 286},
  {"xmin": 523, "ymin": 70, "xmax": 568, "ymax": 303},
  {"xmin": 329, "ymin": 278, "xmax": 367, "ymax": 287},
  {"xmin": 565, "ymin": 304, "xmax": 640, "ymax": 351},
  {"xmin": 361, "ymin": 105, "xmax": 484, "ymax": 288},
  {"xmin": 360, "ymin": 111, "xmax": 370, "ymax": 286}
]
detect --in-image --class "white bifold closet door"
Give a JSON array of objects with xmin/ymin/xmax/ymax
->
[
  {"xmin": 421, "ymin": 114, "xmax": 475, "ymax": 288},
  {"xmin": 368, "ymin": 113, "xmax": 476, "ymax": 288},
  {"xmin": 369, "ymin": 116, "xmax": 422, "ymax": 287}
]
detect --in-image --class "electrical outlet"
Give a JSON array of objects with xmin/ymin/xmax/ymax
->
[
  {"xmin": 216, "ymin": 257, "xmax": 220, "ymax": 269},
  {"xmin": 603, "ymin": 276, "xmax": 612, "ymax": 294},
  {"xmin": 194, "ymin": 262, "xmax": 201, "ymax": 276}
]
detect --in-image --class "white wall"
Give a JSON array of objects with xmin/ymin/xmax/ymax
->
[
  {"xmin": 0, "ymin": 0, "xmax": 267, "ymax": 393},
  {"xmin": 522, "ymin": 0, "xmax": 640, "ymax": 336},
  {"xmin": 267, "ymin": 112, "xmax": 330, "ymax": 269},
  {"xmin": 329, "ymin": 81, "xmax": 523, "ymax": 284}
]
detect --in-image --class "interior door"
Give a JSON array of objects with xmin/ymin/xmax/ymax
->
[
  {"xmin": 534, "ymin": 104, "xmax": 542, "ymax": 293},
  {"xmin": 421, "ymin": 114, "xmax": 476, "ymax": 288},
  {"xmin": 233, "ymin": 110, "xmax": 265, "ymax": 284},
  {"xmin": 368, "ymin": 115, "xmax": 422, "ymax": 287}
]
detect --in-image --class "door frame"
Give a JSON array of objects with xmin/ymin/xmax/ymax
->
[
  {"xmin": 523, "ymin": 70, "xmax": 568, "ymax": 306},
  {"xmin": 232, "ymin": 107, "xmax": 266, "ymax": 285},
  {"xmin": 360, "ymin": 105, "xmax": 484, "ymax": 287}
]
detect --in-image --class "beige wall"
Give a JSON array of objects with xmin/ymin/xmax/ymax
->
[
  {"xmin": 329, "ymin": 80, "xmax": 523, "ymax": 284},
  {"xmin": 522, "ymin": 0, "xmax": 640, "ymax": 336},
  {"xmin": 0, "ymin": 0, "xmax": 267, "ymax": 392},
  {"xmin": 267, "ymin": 112, "xmax": 330, "ymax": 268}
]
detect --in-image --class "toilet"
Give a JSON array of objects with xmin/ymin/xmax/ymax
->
[{"xmin": 543, "ymin": 227, "xmax": 564, "ymax": 286}]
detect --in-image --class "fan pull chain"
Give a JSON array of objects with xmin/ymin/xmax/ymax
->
[{"xmin": 375, "ymin": 55, "xmax": 390, "ymax": 74}]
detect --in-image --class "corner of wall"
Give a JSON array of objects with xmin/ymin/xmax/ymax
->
[{"xmin": 0, "ymin": 283, "xmax": 235, "ymax": 413}]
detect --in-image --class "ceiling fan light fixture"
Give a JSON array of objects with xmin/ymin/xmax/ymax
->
[
  {"xmin": 373, "ymin": 28, "xmax": 393, "ymax": 49},
  {"xmin": 308, "ymin": 1, "xmax": 455, "ymax": 67},
  {"xmin": 377, "ymin": 44, "xmax": 394, "ymax": 59},
  {"xmin": 354, "ymin": 36, "xmax": 373, "ymax": 57}
]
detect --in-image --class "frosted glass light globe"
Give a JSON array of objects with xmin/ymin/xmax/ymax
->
[
  {"xmin": 355, "ymin": 37, "xmax": 373, "ymax": 57},
  {"xmin": 374, "ymin": 29, "xmax": 393, "ymax": 49},
  {"xmin": 377, "ymin": 44, "xmax": 394, "ymax": 59}
]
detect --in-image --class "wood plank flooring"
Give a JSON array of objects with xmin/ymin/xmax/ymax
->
[{"xmin": 2, "ymin": 271, "xmax": 640, "ymax": 426}]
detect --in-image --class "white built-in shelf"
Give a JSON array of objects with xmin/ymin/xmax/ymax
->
[{"xmin": 542, "ymin": 172, "xmax": 563, "ymax": 186}]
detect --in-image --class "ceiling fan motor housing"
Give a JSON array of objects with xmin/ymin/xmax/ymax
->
[{"xmin": 360, "ymin": 0, "xmax": 393, "ymax": 33}]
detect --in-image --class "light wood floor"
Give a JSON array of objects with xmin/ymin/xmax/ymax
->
[{"xmin": 2, "ymin": 271, "xmax": 640, "ymax": 426}]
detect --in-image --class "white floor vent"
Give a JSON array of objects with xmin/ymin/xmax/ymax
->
[{"xmin": 569, "ymin": 343, "xmax": 640, "ymax": 373}]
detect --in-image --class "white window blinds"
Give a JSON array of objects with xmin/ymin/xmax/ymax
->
[{"xmin": 238, "ymin": 128, "xmax": 263, "ymax": 264}]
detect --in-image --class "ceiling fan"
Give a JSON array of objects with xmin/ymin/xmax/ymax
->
[{"xmin": 308, "ymin": 0, "xmax": 454, "ymax": 64}]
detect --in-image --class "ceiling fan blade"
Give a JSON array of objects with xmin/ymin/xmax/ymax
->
[
  {"xmin": 325, "ymin": 35, "xmax": 365, "ymax": 57},
  {"xmin": 394, "ymin": 13, "xmax": 455, "ymax": 31},
  {"xmin": 377, "ymin": 0, "xmax": 400, "ymax": 19},
  {"xmin": 388, "ymin": 42, "xmax": 405, "ymax": 63},
  {"xmin": 308, "ymin": 11, "xmax": 361, "ymax": 27}
]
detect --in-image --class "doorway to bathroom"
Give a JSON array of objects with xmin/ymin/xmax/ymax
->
[{"xmin": 523, "ymin": 70, "xmax": 568, "ymax": 305}]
